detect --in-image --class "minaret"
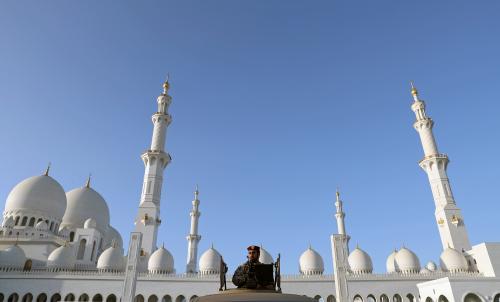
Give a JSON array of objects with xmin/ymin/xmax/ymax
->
[
  {"xmin": 410, "ymin": 83, "xmax": 471, "ymax": 252},
  {"xmin": 134, "ymin": 80, "xmax": 173, "ymax": 259},
  {"xmin": 334, "ymin": 190, "xmax": 347, "ymax": 236},
  {"xmin": 186, "ymin": 186, "xmax": 202, "ymax": 273}
]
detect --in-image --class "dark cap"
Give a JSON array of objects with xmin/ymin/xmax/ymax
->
[{"xmin": 247, "ymin": 245, "xmax": 260, "ymax": 252}]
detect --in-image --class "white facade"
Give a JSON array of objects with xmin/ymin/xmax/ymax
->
[{"xmin": 1, "ymin": 82, "xmax": 500, "ymax": 302}]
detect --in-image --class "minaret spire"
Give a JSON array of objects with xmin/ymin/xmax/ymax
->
[
  {"xmin": 186, "ymin": 185, "xmax": 202, "ymax": 273},
  {"xmin": 334, "ymin": 189, "xmax": 350, "ymax": 252},
  {"xmin": 134, "ymin": 79, "xmax": 173, "ymax": 269},
  {"xmin": 410, "ymin": 84, "xmax": 471, "ymax": 252}
]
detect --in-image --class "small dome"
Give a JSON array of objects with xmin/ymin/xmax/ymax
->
[
  {"xmin": 104, "ymin": 226, "xmax": 123, "ymax": 249},
  {"xmin": 395, "ymin": 247, "xmax": 420, "ymax": 273},
  {"xmin": 35, "ymin": 221, "xmax": 49, "ymax": 231},
  {"xmin": 386, "ymin": 250, "xmax": 399, "ymax": 273},
  {"xmin": 5, "ymin": 175, "xmax": 67, "ymax": 221},
  {"xmin": 0, "ymin": 245, "xmax": 26, "ymax": 268},
  {"xmin": 97, "ymin": 245, "xmax": 124, "ymax": 271},
  {"xmin": 299, "ymin": 247, "xmax": 324, "ymax": 275},
  {"xmin": 259, "ymin": 246, "xmax": 274, "ymax": 264},
  {"xmin": 440, "ymin": 247, "xmax": 468, "ymax": 273},
  {"xmin": 426, "ymin": 261, "xmax": 437, "ymax": 272},
  {"xmin": 420, "ymin": 267, "xmax": 431, "ymax": 274},
  {"xmin": 348, "ymin": 246, "xmax": 373, "ymax": 274},
  {"xmin": 199, "ymin": 247, "xmax": 222, "ymax": 275},
  {"xmin": 47, "ymin": 245, "xmax": 75, "ymax": 270},
  {"xmin": 84, "ymin": 218, "xmax": 97, "ymax": 229},
  {"xmin": 61, "ymin": 186, "xmax": 110, "ymax": 233},
  {"xmin": 148, "ymin": 246, "xmax": 174, "ymax": 274},
  {"xmin": 2, "ymin": 216, "xmax": 15, "ymax": 228}
]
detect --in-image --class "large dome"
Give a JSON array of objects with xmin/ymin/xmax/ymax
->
[
  {"xmin": 348, "ymin": 246, "xmax": 373, "ymax": 274},
  {"xmin": 97, "ymin": 245, "xmax": 124, "ymax": 271},
  {"xmin": 299, "ymin": 247, "xmax": 324, "ymax": 275},
  {"xmin": 148, "ymin": 246, "xmax": 174, "ymax": 274},
  {"xmin": 259, "ymin": 246, "xmax": 274, "ymax": 264},
  {"xmin": 61, "ymin": 186, "xmax": 110, "ymax": 233},
  {"xmin": 0, "ymin": 245, "xmax": 26, "ymax": 269},
  {"xmin": 199, "ymin": 247, "xmax": 222, "ymax": 275},
  {"xmin": 4, "ymin": 175, "xmax": 67, "ymax": 222},
  {"xmin": 440, "ymin": 247, "xmax": 468, "ymax": 273},
  {"xmin": 395, "ymin": 247, "xmax": 420, "ymax": 273},
  {"xmin": 47, "ymin": 245, "xmax": 75, "ymax": 270}
]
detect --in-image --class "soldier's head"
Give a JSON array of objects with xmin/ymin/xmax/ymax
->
[{"xmin": 247, "ymin": 245, "xmax": 260, "ymax": 262}]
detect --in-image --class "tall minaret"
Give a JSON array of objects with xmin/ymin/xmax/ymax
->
[
  {"xmin": 334, "ymin": 190, "xmax": 350, "ymax": 252},
  {"xmin": 134, "ymin": 80, "xmax": 173, "ymax": 258},
  {"xmin": 186, "ymin": 186, "xmax": 202, "ymax": 273},
  {"xmin": 410, "ymin": 83, "xmax": 471, "ymax": 252}
]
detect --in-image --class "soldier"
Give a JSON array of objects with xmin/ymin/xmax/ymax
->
[{"xmin": 232, "ymin": 245, "xmax": 274, "ymax": 289}]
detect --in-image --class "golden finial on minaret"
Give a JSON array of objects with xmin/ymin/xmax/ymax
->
[
  {"xmin": 410, "ymin": 81, "xmax": 418, "ymax": 96},
  {"xmin": 162, "ymin": 74, "xmax": 170, "ymax": 94},
  {"xmin": 44, "ymin": 162, "xmax": 51, "ymax": 176},
  {"xmin": 336, "ymin": 187, "xmax": 340, "ymax": 201}
]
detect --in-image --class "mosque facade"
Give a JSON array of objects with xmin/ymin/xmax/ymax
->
[{"xmin": 0, "ymin": 81, "xmax": 499, "ymax": 302}]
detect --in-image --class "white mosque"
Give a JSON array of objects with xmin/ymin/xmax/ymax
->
[{"xmin": 0, "ymin": 81, "xmax": 499, "ymax": 302}]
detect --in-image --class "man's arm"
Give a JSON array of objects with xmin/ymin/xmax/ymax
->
[{"xmin": 232, "ymin": 265, "xmax": 246, "ymax": 287}]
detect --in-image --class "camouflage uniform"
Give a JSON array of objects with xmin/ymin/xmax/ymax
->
[{"xmin": 232, "ymin": 260, "xmax": 260, "ymax": 289}]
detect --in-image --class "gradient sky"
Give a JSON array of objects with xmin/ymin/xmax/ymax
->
[{"xmin": 1, "ymin": 1, "xmax": 500, "ymax": 274}]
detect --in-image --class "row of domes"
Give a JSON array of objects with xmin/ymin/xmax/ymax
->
[{"xmin": 348, "ymin": 245, "xmax": 470, "ymax": 274}]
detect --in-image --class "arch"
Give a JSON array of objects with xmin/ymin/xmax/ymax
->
[
  {"xmin": 327, "ymin": 295, "xmax": 336, "ymax": 302},
  {"xmin": 78, "ymin": 294, "xmax": 89, "ymax": 302},
  {"xmin": 189, "ymin": 296, "xmax": 198, "ymax": 302},
  {"xmin": 21, "ymin": 294, "xmax": 33, "ymax": 302},
  {"xmin": 21, "ymin": 217, "xmax": 28, "ymax": 226},
  {"xmin": 36, "ymin": 294, "xmax": 47, "ymax": 302},
  {"xmin": 92, "ymin": 295, "xmax": 102, "ymax": 302},
  {"xmin": 425, "ymin": 298, "xmax": 433, "ymax": 302},
  {"xmin": 148, "ymin": 296, "xmax": 158, "ymax": 302},
  {"xmin": 14, "ymin": 216, "xmax": 20, "ymax": 226},
  {"xmin": 50, "ymin": 294, "xmax": 61, "ymax": 302},
  {"xmin": 105, "ymin": 295, "xmax": 116, "ymax": 302},
  {"xmin": 90, "ymin": 241, "xmax": 97, "ymax": 261},
  {"xmin": 380, "ymin": 295, "xmax": 389, "ymax": 302},
  {"xmin": 0, "ymin": 293, "xmax": 4, "ymax": 302},
  {"xmin": 49, "ymin": 222, "xmax": 54, "ymax": 231},
  {"xmin": 37, "ymin": 218, "xmax": 43, "ymax": 223},
  {"xmin": 314, "ymin": 296, "xmax": 322, "ymax": 302},
  {"xmin": 493, "ymin": 294, "xmax": 500, "ymax": 302},
  {"xmin": 8, "ymin": 293, "xmax": 19, "ymax": 302},
  {"xmin": 393, "ymin": 295, "xmax": 402, "ymax": 302},
  {"xmin": 64, "ymin": 294, "xmax": 75, "ymax": 302},
  {"xmin": 69, "ymin": 232, "xmax": 75, "ymax": 242},
  {"xmin": 463, "ymin": 293, "xmax": 482, "ymax": 302},
  {"xmin": 134, "ymin": 295, "xmax": 144, "ymax": 302},
  {"xmin": 161, "ymin": 296, "xmax": 172, "ymax": 302},
  {"xmin": 28, "ymin": 217, "xmax": 35, "ymax": 227},
  {"xmin": 438, "ymin": 296, "xmax": 448, "ymax": 302},
  {"xmin": 353, "ymin": 295, "xmax": 363, "ymax": 302},
  {"xmin": 77, "ymin": 239, "xmax": 87, "ymax": 260},
  {"xmin": 175, "ymin": 296, "xmax": 186, "ymax": 302},
  {"xmin": 367, "ymin": 295, "xmax": 376, "ymax": 302},
  {"xmin": 406, "ymin": 294, "xmax": 414, "ymax": 302}
]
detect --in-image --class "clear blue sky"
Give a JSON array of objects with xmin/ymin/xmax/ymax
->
[{"xmin": 1, "ymin": 1, "xmax": 499, "ymax": 274}]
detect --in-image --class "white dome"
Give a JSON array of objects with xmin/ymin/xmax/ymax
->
[
  {"xmin": 4, "ymin": 175, "xmax": 67, "ymax": 221},
  {"xmin": 299, "ymin": 247, "xmax": 324, "ymax": 275},
  {"xmin": 2, "ymin": 216, "xmax": 15, "ymax": 228},
  {"xmin": 148, "ymin": 246, "xmax": 174, "ymax": 274},
  {"xmin": 420, "ymin": 267, "xmax": 431, "ymax": 274},
  {"xmin": 259, "ymin": 246, "xmax": 274, "ymax": 264},
  {"xmin": 61, "ymin": 186, "xmax": 110, "ymax": 233},
  {"xmin": 35, "ymin": 220, "xmax": 48, "ymax": 230},
  {"xmin": 47, "ymin": 245, "xmax": 75, "ymax": 270},
  {"xmin": 104, "ymin": 226, "xmax": 123, "ymax": 249},
  {"xmin": 84, "ymin": 218, "xmax": 97, "ymax": 229},
  {"xmin": 0, "ymin": 245, "xmax": 26, "ymax": 268},
  {"xmin": 199, "ymin": 247, "xmax": 222, "ymax": 275},
  {"xmin": 348, "ymin": 246, "xmax": 373, "ymax": 274},
  {"xmin": 97, "ymin": 245, "xmax": 124, "ymax": 271},
  {"xmin": 426, "ymin": 261, "xmax": 437, "ymax": 272},
  {"xmin": 395, "ymin": 247, "xmax": 420, "ymax": 273},
  {"xmin": 440, "ymin": 247, "xmax": 468, "ymax": 273},
  {"xmin": 386, "ymin": 249, "xmax": 399, "ymax": 273}
]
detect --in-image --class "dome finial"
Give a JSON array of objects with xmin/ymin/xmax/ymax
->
[
  {"xmin": 211, "ymin": 242, "xmax": 214, "ymax": 249},
  {"xmin": 85, "ymin": 173, "xmax": 92, "ymax": 188},
  {"xmin": 163, "ymin": 74, "xmax": 170, "ymax": 94},
  {"xmin": 44, "ymin": 162, "xmax": 51, "ymax": 176}
]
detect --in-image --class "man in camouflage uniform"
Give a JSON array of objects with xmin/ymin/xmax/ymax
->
[{"xmin": 232, "ymin": 245, "xmax": 273, "ymax": 289}]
